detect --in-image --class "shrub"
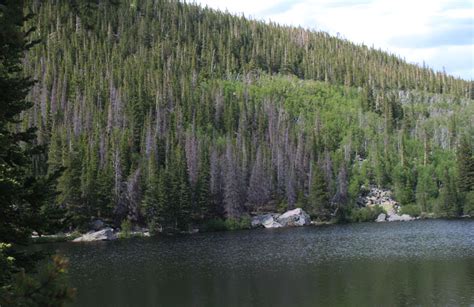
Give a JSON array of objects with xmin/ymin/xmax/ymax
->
[
  {"xmin": 120, "ymin": 219, "xmax": 132, "ymax": 239},
  {"xmin": 201, "ymin": 217, "xmax": 251, "ymax": 232},
  {"xmin": 350, "ymin": 206, "xmax": 385, "ymax": 223},
  {"xmin": 239, "ymin": 216, "xmax": 251, "ymax": 229},
  {"xmin": 147, "ymin": 219, "xmax": 163, "ymax": 235},
  {"xmin": 200, "ymin": 219, "xmax": 227, "ymax": 232},
  {"xmin": 400, "ymin": 204, "xmax": 422, "ymax": 217},
  {"xmin": 224, "ymin": 219, "xmax": 241, "ymax": 231}
]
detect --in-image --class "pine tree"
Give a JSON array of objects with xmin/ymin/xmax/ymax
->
[
  {"xmin": 437, "ymin": 168, "xmax": 458, "ymax": 217},
  {"xmin": 0, "ymin": 1, "xmax": 72, "ymax": 304},
  {"xmin": 393, "ymin": 164, "xmax": 416, "ymax": 205},
  {"xmin": 57, "ymin": 142, "xmax": 86, "ymax": 228},
  {"xmin": 194, "ymin": 158, "xmax": 212, "ymax": 221},
  {"xmin": 142, "ymin": 168, "xmax": 166, "ymax": 232},
  {"xmin": 307, "ymin": 164, "xmax": 331, "ymax": 219},
  {"xmin": 457, "ymin": 135, "xmax": 474, "ymax": 194},
  {"xmin": 177, "ymin": 179, "xmax": 192, "ymax": 231},
  {"xmin": 415, "ymin": 166, "xmax": 438, "ymax": 212}
]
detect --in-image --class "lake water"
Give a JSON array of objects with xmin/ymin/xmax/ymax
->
[{"xmin": 48, "ymin": 219, "xmax": 474, "ymax": 306}]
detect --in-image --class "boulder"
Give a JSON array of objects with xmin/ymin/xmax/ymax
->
[
  {"xmin": 90, "ymin": 219, "xmax": 105, "ymax": 231},
  {"xmin": 251, "ymin": 209, "xmax": 310, "ymax": 228},
  {"xmin": 261, "ymin": 214, "xmax": 282, "ymax": 228},
  {"xmin": 276, "ymin": 208, "xmax": 311, "ymax": 227},
  {"xmin": 251, "ymin": 214, "xmax": 270, "ymax": 228},
  {"xmin": 387, "ymin": 214, "xmax": 415, "ymax": 222},
  {"xmin": 73, "ymin": 227, "xmax": 117, "ymax": 242},
  {"xmin": 375, "ymin": 213, "xmax": 387, "ymax": 222},
  {"xmin": 262, "ymin": 217, "xmax": 283, "ymax": 228},
  {"xmin": 251, "ymin": 214, "xmax": 280, "ymax": 228}
]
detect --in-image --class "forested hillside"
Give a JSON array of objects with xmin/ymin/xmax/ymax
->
[{"xmin": 21, "ymin": 0, "xmax": 474, "ymax": 232}]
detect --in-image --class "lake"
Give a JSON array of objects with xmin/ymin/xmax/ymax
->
[{"xmin": 48, "ymin": 219, "xmax": 474, "ymax": 306}]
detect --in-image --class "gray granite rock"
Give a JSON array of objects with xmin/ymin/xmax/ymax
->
[
  {"xmin": 375, "ymin": 213, "xmax": 387, "ymax": 222},
  {"xmin": 277, "ymin": 208, "xmax": 311, "ymax": 227},
  {"xmin": 73, "ymin": 227, "xmax": 117, "ymax": 242}
]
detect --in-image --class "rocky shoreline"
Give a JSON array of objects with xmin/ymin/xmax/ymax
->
[
  {"xmin": 70, "ymin": 208, "xmax": 313, "ymax": 242},
  {"xmin": 35, "ymin": 186, "xmax": 461, "ymax": 243},
  {"xmin": 34, "ymin": 214, "xmax": 471, "ymax": 244}
]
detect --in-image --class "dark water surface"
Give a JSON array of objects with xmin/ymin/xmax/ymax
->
[{"xmin": 48, "ymin": 219, "xmax": 474, "ymax": 306}]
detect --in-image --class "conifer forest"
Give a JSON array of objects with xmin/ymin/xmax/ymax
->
[{"xmin": 18, "ymin": 0, "xmax": 474, "ymax": 232}]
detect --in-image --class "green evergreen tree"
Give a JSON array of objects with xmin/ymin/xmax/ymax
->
[
  {"xmin": 415, "ymin": 166, "xmax": 438, "ymax": 212},
  {"xmin": 457, "ymin": 135, "xmax": 474, "ymax": 194},
  {"xmin": 57, "ymin": 142, "xmax": 87, "ymax": 228},
  {"xmin": 142, "ymin": 167, "xmax": 167, "ymax": 233},
  {"xmin": 307, "ymin": 164, "xmax": 331, "ymax": 219},
  {"xmin": 194, "ymin": 159, "xmax": 212, "ymax": 221},
  {"xmin": 0, "ymin": 1, "xmax": 73, "ymax": 304},
  {"xmin": 436, "ymin": 168, "xmax": 458, "ymax": 217}
]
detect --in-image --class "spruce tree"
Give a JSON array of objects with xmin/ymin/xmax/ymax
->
[
  {"xmin": 437, "ymin": 168, "xmax": 458, "ymax": 217},
  {"xmin": 457, "ymin": 135, "xmax": 474, "ymax": 194},
  {"xmin": 307, "ymin": 164, "xmax": 331, "ymax": 219},
  {"xmin": 0, "ymin": 1, "xmax": 73, "ymax": 304},
  {"xmin": 194, "ymin": 159, "xmax": 212, "ymax": 221}
]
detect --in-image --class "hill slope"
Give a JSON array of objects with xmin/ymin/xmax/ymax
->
[{"xmin": 21, "ymin": 0, "xmax": 474, "ymax": 231}]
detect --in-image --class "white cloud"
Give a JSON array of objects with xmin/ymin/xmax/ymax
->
[{"xmin": 193, "ymin": 0, "xmax": 474, "ymax": 80}]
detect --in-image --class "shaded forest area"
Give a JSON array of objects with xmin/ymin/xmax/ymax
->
[{"xmin": 19, "ymin": 0, "xmax": 474, "ymax": 233}]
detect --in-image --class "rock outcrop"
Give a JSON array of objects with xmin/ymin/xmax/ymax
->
[
  {"xmin": 251, "ymin": 208, "xmax": 311, "ymax": 229},
  {"xmin": 358, "ymin": 186, "xmax": 398, "ymax": 210},
  {"xmin": 262, "ymin": 216, "xmax": 283, "ymax": 228},
  {"xmin": 359, "ymin": 186, "xmax": 416, "ymax": 223},
  {"xmin": 252, "ymin": 214, "xmax": 282, "ymax": 228},
  {"xmin": 277, "ymin": 208, "xmax": 311, "ymax": 227},
  {"xmin": 73, "ymin": 227, "xmax": 117, "ymax": 242}
]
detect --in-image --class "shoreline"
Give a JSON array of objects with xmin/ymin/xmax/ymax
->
[{"xmin": 31, "ymin": 215, "xmax": 472, "ymax": 244}]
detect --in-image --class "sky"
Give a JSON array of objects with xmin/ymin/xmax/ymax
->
[{"xmin": 193, "ymin": 0, "xmax": 474, "ymax": 80}]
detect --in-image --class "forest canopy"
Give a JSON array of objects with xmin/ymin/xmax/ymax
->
[{"xmin": 16, "ymin": 0, "xmax": 474, "ymax": 232}]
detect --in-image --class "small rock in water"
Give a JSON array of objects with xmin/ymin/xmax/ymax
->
[{"xmin": 375, "ymin": 213, "xmax": 387, "ymax": 222}]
